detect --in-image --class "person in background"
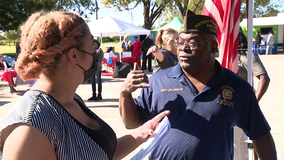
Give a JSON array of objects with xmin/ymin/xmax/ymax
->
[
  {"xmin": 0, "ymin": 52, "xmax": 16, "ymax": 93},
  {"xmin": 118, "ymin": 10, "xmax": 276, "ymax": 159},
  {"xmin": 121, "ymin": 36, "xmax": 128, "ymax": 52},
  {"xmin": 255, "ymin": 31, "xmax": 261, "ymax": 54},
  {"xmin": 133, "ymin": 36, "xmax": 142, "ymax": 68},
  {"xmin": 261, "ymin": 36, "xmax": 266, "ymax": 45},
  {"xmin": 88, "ymin": 39, "xmax": 104, "ymax": 101},
  {"xmin": 0, "ymin": 10, "xmax": 170, "ymax": 160},
  {"xmin": 146, "ymin": 28, "xmax": 179, "ymax": 74},
  {"xmin": 0, "ymin": 53, "xmax": 10, "ymax": 70},
  {"xmin": 106, "ymin": 47, "xmax": 117, "ymax": 57},
  {"xmin": 15, "ymin": 42, "xmax": 21, "ymax": 61},
  {"xmin": 141, "ymin": 34, "xmax": 154, "ymax": 72},
  {"xmin": 234, "ymin": 28, "xmax": 271, "ymax": 160},
  {"xmin": 266, "ymin": 30, "xmax": 274, "ymax": 55},
  {"xmin": 127, "ymin": 40, "xmax": 133, "ymax": 53}
]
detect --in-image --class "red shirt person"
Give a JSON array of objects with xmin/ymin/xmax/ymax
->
[{"xmin": 133, "ymin": 36, "xmax": 142, "ymax": 68}]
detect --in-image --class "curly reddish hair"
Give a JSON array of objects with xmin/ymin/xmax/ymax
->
[{"xmin": 16, "ymin": 10, "xmax": 87, "ymax": 81}]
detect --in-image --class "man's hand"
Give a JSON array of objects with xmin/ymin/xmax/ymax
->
[{"xmin": 120, "ymin": 62, "xmax": 150, "ymax": 94}]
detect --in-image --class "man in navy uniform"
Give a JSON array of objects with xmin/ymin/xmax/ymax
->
[{"xmin": 119, "ymin": 10, "xmax": 276, "ymax": 159}]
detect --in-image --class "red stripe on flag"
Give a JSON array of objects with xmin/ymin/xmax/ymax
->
[{"xmin": 203, "ymin": 0, "xmax": 241, "ymax": 74}]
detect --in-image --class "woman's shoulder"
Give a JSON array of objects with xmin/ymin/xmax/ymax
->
[{"xmin": 0, "ymin": 90, "xmax": 61, "ymax": 131}]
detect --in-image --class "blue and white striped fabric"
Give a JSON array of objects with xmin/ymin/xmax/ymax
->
[{"xmin": 0, "ymin": 90, "xmax": 116, "ymax": 160}]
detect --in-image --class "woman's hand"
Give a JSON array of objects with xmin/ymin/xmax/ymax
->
[
  {"xmin": 132, "ymin": 110, "xmax": 170, "ymax": 142},
  {"xmin": 146, "ymin": 45, "xmax": 159, "ymax": 56},
  {"xmin": 115, "ymin": 111, "xmax": 170, "ymax": 159},
  {"xmin": 146, "ymin": 45, "xmax": 164, "ymax": 63}
]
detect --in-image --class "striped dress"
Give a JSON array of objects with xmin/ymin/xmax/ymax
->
[{"xmin": 0, "ymin": 90, "xmax": 117, "ymax": 160}]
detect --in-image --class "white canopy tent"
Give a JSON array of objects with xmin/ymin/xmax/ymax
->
[{"xmin": 87, "ymin": 16, "xmax": 151, "ymax": 60}]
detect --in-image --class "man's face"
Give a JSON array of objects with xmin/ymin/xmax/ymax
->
[
  {"xmin": 93, "ymin": 42, "xmax": 99, "ymax": 49},
  {"xmin": 177, "ymin": 32, "xmax": 217, "ymax": 74}
]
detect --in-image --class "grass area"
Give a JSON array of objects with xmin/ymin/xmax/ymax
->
[
  {"xmin": 0, "ymin": 42, "xmax": 122, "ymax": 58},
  {"xmin": 101, "ymin": 42, "xmax": 121, "ymax": 54},
  {"xmin": 0, "ymin": 44, "xmax": 16, "ymax": 57}
]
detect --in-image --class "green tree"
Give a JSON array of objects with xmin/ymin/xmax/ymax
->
[
  {"xmin": 0, "ymin": 0, "xmax": 95, "ymax": 31},
  {"xmin": 240, "ymin": 0, "xmax": 281, "ymax": 21},
  {"xmin": 4, "ymin": 30, "xmax": 21, "ymax": 46},
  {"xmin": 158, "ymin": 0, "xmax": 204, "ymax": 26},
  {"xmin": 0, "ymin": 35, "xmax": 7, "ymax": 41},
  {"xmin": 101, "ymin": 0, "xmax": 171, "ymax": 29}
]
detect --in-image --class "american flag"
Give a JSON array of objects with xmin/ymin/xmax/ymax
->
[{"xmin": 202, "ymin": 0, "xmax": 241, "ymax": 74}]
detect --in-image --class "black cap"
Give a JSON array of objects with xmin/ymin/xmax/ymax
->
[{"xmin": 180, "ymin": 10, "xmax": 217, "ymax": 37}]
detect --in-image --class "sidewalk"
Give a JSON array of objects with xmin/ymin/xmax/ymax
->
[{"xmin": 0, "ymin": 55, "xmax": 284, "ymax": 159}]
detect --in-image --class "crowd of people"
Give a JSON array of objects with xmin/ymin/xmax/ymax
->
[
  {"xmin": 254, "ymin": 30, "xmax": 275, "ymax": 55},
  {"xmin": 0, "ymin": 8, "xmax": 278, "ymax": 160}
]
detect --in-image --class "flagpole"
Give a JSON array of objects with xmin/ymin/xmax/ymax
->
[
  {"xmin": 119, "ymin": 35, "xmax": 122, "ymax": 62},
  {"xmin": 247, "ymin": 0, "xmax": 253, "ymax": 86},
  {"xmin": 247, "ymin": 0, "xmax": 255, "ymax": 160}
]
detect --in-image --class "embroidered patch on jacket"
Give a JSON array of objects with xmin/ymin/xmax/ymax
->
[{"xmin": 217, "ymin": 86, "xmax": 235, "ymax": 107}]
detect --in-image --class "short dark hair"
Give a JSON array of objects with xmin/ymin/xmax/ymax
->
[
  {"xmin": 134, "ymin": 36, "xmax": 138, "ymax": 38},
  {"xmin": 93, "ymin": 39, "xmax": 100, "ymax": 47}
]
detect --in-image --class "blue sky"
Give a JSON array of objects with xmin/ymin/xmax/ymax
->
[
  {"xmin": 88, "ymin": 0, "xmax": 284, "ymax": 27},
  {"xmin": 88, "ymin": 1, "xmax": 145, "ymax": 26}
]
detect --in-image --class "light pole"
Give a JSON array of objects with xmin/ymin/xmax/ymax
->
[
  {"xmin": 93, "ymin": 0, "xmax": 100, "ymax": 41},
  {"xmin": 130, "ymin": 10, "xmax": 133, "ymax": 24},
  {"xmin": 95, "ymin": 0, "xmax": 99, "ymax": 20}
]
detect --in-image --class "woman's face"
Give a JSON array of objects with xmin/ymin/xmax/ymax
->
[
  {"xmin": 77, "ymin": 25, "xmax": 96, "ymax": 71},
  {"xmin": 166, "ymin": 33, "xmax": 179, "ymax": 54},
  {"xmin": 0, "ymin": 54, "xmax": 4, "ymax": 62}
]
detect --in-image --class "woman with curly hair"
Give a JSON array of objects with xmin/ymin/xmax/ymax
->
[{"xmin": 0, "ymin": 10, "xmax": 169, "ymax": 160}]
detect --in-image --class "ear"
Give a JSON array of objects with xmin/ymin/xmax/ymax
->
[
  {"xmin": 67, "ymin": 48, "xmax": 79, "ymax": 64},
  {"xmin": 211, "ymin": 41, "xmax": 218, "ymax": 53}
]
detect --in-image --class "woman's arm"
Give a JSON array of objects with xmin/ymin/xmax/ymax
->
[
  {"xmin": 146, "ymin": 45, "xmax": 164, "ymax": 63},
  {"xmin": 114, "ymin": 110, "xmax": 170, "ymax": 160},
  {"xmin": 1, "ymin": 124, "xmax": 57, "ymax": 160}
]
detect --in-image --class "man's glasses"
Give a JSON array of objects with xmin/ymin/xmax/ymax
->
[{"xmin": 174, "ymin": 39, "xmax": 213, "ymax": 49}]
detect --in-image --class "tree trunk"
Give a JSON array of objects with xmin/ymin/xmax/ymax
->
[
  {"xmin": 142, "ymin": 0, "xmax": 169, "ymax": 30},
  {"xmin": 143, "ymin": 0, "xmax": 151, "ymax": 29}
]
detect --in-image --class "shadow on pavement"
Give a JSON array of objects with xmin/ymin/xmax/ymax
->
[
  {"xmin": 0, "ymin": 101, "xmax": 10, "ymax": 106},
  {"xmin": 84, "ymin": 98, "xmax": 119, "ymax": 103},
  {"xmin": 102, "ymin": 78, "xmax": 125, "ymax": 83},
  {"xmin": 13, "ymin": 90, "xmax": 28, "ymax": 96},
  {"xmin": 88, "ymin": 105, "xmax": 118, "ymax": 108}
]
